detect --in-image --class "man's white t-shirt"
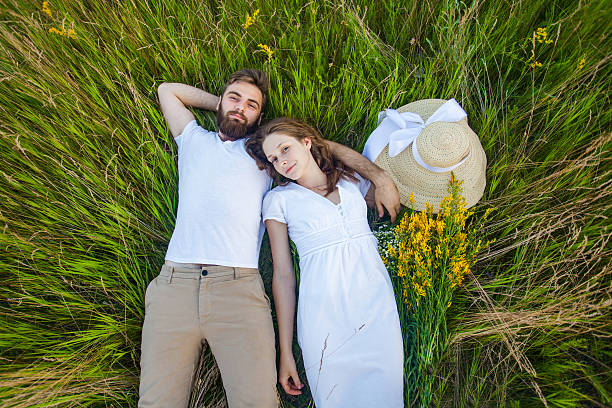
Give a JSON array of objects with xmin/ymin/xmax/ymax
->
[{"xmin": 164, "ymin": 120, "xmax": 272, "ymax": 268}]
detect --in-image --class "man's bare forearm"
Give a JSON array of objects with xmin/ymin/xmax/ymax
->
[
  {"xmin": 326, "ymin": 140, "xmax": 386, "ymax": 184},
  {"xmin": 158, "ymin": 82, "xmax": 220, "ymax": 111},
  {"xmin": 158, "ymin": 82, "xmax": 221, "ymax": 137}
]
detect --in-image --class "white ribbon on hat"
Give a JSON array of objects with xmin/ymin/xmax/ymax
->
[{"xmin": 363, "ymin": 98, "xmax": 470, "ymax": 173}]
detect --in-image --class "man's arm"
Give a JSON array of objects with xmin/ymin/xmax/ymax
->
[
  {"xmin": 157, "ymin": 82, "xmax": 220, "ymax": 138},
  {"xmin": 326, "ymin": 140, "xmax": 401, "ymax": 222}
]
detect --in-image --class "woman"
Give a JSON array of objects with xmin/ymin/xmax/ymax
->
[{"xmin": 246, "ymin": 118, "xmax": 403, "ymax": 407}]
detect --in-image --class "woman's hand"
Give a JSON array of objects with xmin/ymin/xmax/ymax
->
[{"xmin": 279, "ymin": 353, "xmax": 304, "ymax": 395}]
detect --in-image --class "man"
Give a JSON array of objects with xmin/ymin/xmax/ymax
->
[{"xmin": 139, "ymin": 69, "xmax": 400, "ymax": 408}]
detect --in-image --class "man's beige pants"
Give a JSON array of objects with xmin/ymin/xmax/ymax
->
[{"xmin": 139, "ymin": 263, "xmax": 278, "ymax": 407}]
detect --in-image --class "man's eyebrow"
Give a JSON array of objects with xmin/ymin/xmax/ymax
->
[
  {"xmin": 246, "ymin": 98, "xmax": 260, "ymax": 108},
  {"xmin": 226, "ymin": 91, "xmax": 260, "ymax": 108}
]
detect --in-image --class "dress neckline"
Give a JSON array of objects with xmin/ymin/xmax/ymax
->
[{"xmin": 292, "ymin": 181, "xmax": 343, "ymax": 207}]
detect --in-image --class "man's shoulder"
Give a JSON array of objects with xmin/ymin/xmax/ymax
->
[{"xmin": 177, "ymin": 120, "xmax": 217, "ymax": 140}]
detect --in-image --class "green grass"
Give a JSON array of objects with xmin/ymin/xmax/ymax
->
[{"xmin": 0, "ymin": 0, "xmax": 610, "ymax": 407}]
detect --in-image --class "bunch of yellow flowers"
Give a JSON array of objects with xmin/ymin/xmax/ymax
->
[
  {"xmin": 383, "ymin": 173, "xmax": 492, "ymax": 309},
  {"xmin": 375, "ymin": 173, "xmax": 493, "ymax": 407}
]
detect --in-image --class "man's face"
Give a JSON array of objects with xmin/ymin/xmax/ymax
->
[{"xmin": 216, "ymin": 81, "xmax": 263, "ymax": 140}]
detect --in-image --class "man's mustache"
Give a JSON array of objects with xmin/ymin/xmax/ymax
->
[{"xmin": 226, "ymin": 111, "xmax": 247, "ymax": 122}]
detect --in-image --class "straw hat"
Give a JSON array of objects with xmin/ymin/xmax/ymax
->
[{"xmin": 368, "ymin": 99, "xmax": 486, "ymax": 212}]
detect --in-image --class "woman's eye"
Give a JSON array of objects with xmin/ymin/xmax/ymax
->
[{"xmin": 282, "ymin": 146, "xmax": 289, "ymax": 152}]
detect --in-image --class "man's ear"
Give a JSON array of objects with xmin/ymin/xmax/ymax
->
[{"xmin": 257, "ymin": 111, "xmax": 264, "ymax": 126}]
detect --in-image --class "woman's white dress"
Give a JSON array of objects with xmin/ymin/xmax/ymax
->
[{"xmin": 262, "ymin": 177, "xmax": 404, "ymax": 408}]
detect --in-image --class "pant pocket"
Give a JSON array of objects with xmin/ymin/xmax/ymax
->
[
  {"xmin": 253, "ymin": 274, "xmax": 272, "ymax": 309},
  {"xmin": 144, "ymin": 276, "xmax": 157, "ymax": 309}
]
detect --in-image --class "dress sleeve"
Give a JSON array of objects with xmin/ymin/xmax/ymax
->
[
  {"xmin": 262, "ymin": 190, "xmax": 287, "ymax": 224},
  {"xmin": 353, "ymin": 173, "xmax": 372, "ymax": 197}
]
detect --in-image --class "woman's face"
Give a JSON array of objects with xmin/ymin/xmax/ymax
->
[{"xmin": 261, "ymin": 132, "xmax": 312, "ymax": 180}]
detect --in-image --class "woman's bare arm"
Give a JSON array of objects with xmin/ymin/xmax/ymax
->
[{"xmin": 265, "ymin": 219, "xmax": 303, "ymax": 395}]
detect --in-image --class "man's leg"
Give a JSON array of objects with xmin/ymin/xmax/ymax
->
[
  {"xmin": 204, "ymin": 271, "xmax": 278, "ymax": 408},
  {"xmin": 139, "ymin": 265, "xmax": 203, "ymax": 407}
]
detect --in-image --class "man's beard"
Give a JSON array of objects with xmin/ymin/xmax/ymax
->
[{"xmin": 216, "ymin": 108, "xmax": 259, "ymax": 140}]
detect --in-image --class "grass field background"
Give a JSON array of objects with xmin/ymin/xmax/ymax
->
[{"xmin": 0, "ymin": 0, "xmax": 610, "ymax": 407}]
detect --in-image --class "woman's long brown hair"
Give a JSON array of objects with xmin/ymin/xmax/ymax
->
[{"xmin": 245, "ymin": 118, "xmax": 357, "ymax": 196}]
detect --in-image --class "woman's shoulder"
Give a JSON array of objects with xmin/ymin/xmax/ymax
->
[
  {"xmin": 340, "ymin": 173, "xmax": 371, "ymax": 197},
  {"xmin": 264, "ymin": 184, "xmax": 293, "ymax": 205},
  {"xmin": 271, "ymin": 183, "xmax": 292, "ymax": 192},
  {"xmin": 267, "ymin": 184, "xmax": 293, "ymax": 197},
  {"xmin": 262, "ymin": 187, "xmax": 287, "ymax": 221}
]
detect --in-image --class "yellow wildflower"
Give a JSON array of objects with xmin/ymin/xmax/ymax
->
[
  {"xmin": 243, "ymin": 9, "xmax": 260, "ymax": 29},
  {"xmin": 436, "ymin": 221, "xmax": 444, "ymax": 236},
  {"xmin": 535, "ymin": 27, "xmax": 553, "ymax": 44},
  {"xmin": 48, "ymin": 26, "xmax": 76, "ymax": 39},
  {"xmin": 577, "ymin": 57, "xmax": 586, "ymax": 70},
  {"xmin": 42, "ymin": 1, "xmax": 52, "ymax": 17},
  {"xmin": 409, "ymin": 191, "xmax": 415, "ymax": 205},
  {"xmin": 387, "ymin": 243, "xmax": 396, "ymax": 258},
  {"xmin": 257, "ymin": 43, "xmax": 273, "ymax": 61},
  {"xmin": 435, "ymin": 245, "xmax": 442, "ymax": 259}
]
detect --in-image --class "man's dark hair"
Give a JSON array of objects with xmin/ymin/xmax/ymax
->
[{"xmin": 221, "ymin": 69, "xmax": 270, "ymax": 112}]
